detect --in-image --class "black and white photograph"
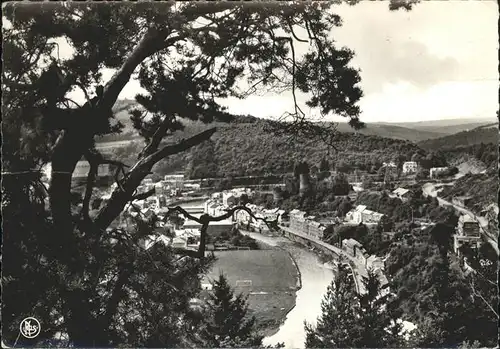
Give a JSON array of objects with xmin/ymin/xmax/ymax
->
[{"xmin": 1, "ymin": 1, "xmax": 498, "ymax": 348}]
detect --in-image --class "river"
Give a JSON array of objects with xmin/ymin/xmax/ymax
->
[
  {"xmin": 241, "ymin": 231, "xmax": 334, "ymax": 349},
  {"xmin": 177, "ymin": 201, "xmax": 335, "ymax": 347}
]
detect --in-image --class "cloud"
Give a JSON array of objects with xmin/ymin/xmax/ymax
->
[
  {"xmin": 332, "ymin": 3, "xmax": 462, "ymax": 94},
  {"xmin": 356, "ymin": 38, "xmax": 459, "ymax": 93},
  {"xmin": 358, "ymin": 80, "xmax": 498, "ymax": 123}
]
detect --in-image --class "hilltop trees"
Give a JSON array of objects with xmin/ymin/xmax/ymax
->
[{"xmin": 2, "ymin": 1, "xmax": 368, "ymax": 346}]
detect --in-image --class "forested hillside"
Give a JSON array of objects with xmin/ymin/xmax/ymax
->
[
  {"xmin": 97, "ymin": 106, "xmax": 429, "ymax": 179},
  {"xmin": 442, "ymin": 142, "xmax": 497, "ymax": 171},
  {"xmin": 418, "ymin": 125, "xmax": 498, "ymax": 151},
  {"xmin": 440, "ymin": 172, "xmax": 498, "ymax": 212},
  {"xmin": 184, "ymin": 119, "xmax": 426, "ymax": 178},
  {"xmin": 320, "ymin": 122, "xmax": 445, "ymax": 142}
]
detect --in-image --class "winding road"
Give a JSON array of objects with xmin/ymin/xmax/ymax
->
[{"xmin": 422, "ymin": 182, "xmax": 498, "ymax": 255}]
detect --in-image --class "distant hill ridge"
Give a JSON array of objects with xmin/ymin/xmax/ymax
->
[
  {"xmin": 104, "ymin": 99, "xmax": 495, "ymax": 143},
  {"xmin": 96, "ymin": 101, "xmax": 429, "ymax": 178},
  {"xmin": 181, "ymin": 118, "xmax": 426, "ymax": 178},
  {"xmin": 418, "ymin": 123, "xmax": 499, "ymax": 151}
]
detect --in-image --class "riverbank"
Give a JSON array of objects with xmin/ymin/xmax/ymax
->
[
  {"xmin": 240, "ymin": 230, "xmax": 334, "ymax": 349},
  {"xmin": 202, "ymin": 245, "xmax": 300, "ymax": 339}
]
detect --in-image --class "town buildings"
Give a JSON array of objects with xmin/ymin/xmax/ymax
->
[
  {"xmin": 164, "ymin": 174, "xmax": 185, "ymax": 190},
  {"xmin": 342, "ymin": 238, "xmax": 369, "ymax": 264},
  {"xmin": 141, "ymin": 234, "xmax": 171, "ymax": 251},
  {"xmin": 345, "ymin": 205, "xmax": 384, "ymax": 224},
  {"xmin": 183, "ymin": 218, "xmax": 234, "ymax": 236},
  {"xmin": 288, "ymin": 209, "xmax": 326, "ymax": 240},
  {"xmin": 457, "ymin": 214, "xmax": 481, "ymax": 237},
  {"xmin": 222, "ymin": 192, "xmax": 237, "ymax": 206},
  {"xmin": 402, "ymin": 161, "xmax": 418, "ymax": 174},
  {"xmin": 204, "ymin": 200, "xmax": 227, "ymax": 217}
]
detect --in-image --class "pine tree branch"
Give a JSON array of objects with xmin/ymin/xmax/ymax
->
[
  {"xmin": 95, "ymin": 128, "xmax": 216, "ymax": 230},
  {"xmin": 101, "ymin": 267, "xmax": 134, "ymax": 330},
  {"xmin": 139, "ymin": 114, "xmax": 176, "ymax": 158},
  {"xmin": 164, "ymin": 205, "xmax": 278, "ymax": 259},
  {"xmin": 98, "ymin": 27, "xmax": 166, "ymax": 111},
  {"xmin": 131, "ymin": 188, "xmax": 156, "ymax": 201},
  {"xmin": 146, "ymin": 127, "xmax": 217, "ymax": 165}
]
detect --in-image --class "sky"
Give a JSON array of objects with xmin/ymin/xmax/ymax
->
[{"xmin": 58, "ymin": 1, "xmax": 498, "ymax": 123}]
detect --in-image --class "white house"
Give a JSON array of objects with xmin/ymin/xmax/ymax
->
[
  {"xmin": 393, "ymin": 187, "xmax": 411, "ymax": 201},
  {"xmin": 164, "ymin": 174, "xmax": 185, "ymax": 189},
  {"xmin": 402, "ymin": 161, "xmax": 418, "ymax": 174},
  {"xmin": 345, "ymin": 205, "xmax": 384, "ymax": 224}
]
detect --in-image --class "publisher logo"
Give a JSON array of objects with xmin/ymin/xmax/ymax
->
[{"xmin": 19, "ymin": 317, "xmax": 41, "ymax": 339}]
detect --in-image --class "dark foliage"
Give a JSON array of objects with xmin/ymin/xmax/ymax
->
[
  {"xmin": 304, "ymin": 264, "xmax": 405, "ymax": 348},
  {"xmin": 198, "ymin": 274, "xmax": 263, "ymax": 347},
  {"xmin": 418, "ymin": 126, "xmax": 498, "ymax": 152},
  {"xmin": 385, "ymin": 223, "xmax": 498, "ymax": 347}
]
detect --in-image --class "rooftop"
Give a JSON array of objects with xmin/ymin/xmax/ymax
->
[
  {"xmin": 459, "ymin": 215, "xmax": 476, "ymax": 223},
  {"xmin": 355, "ymin": 205, "xmax": 367, "ymax": 212},
  {"xmin": 393, "ymin": 187, "xmax": 410, "ymax": 196},
  {"xmin": 343, "ymin": 238, "xmax": 363, "ymax": 247}
]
